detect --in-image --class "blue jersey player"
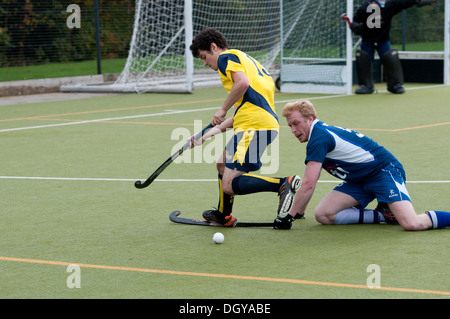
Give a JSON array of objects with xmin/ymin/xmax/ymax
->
[{"xmin": 274, "ymin": 100, "xmax": 450, "ymax": 231}]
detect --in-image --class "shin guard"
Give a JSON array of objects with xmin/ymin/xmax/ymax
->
[
  {"xmin": 355, "ymin": 50, "xmax": 374, "ymax": 94},
  {"xmin": 382, "ymin": 49, "xmax": 405, "ymax": 94}
]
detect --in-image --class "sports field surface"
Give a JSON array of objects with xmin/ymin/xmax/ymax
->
[{"xmin": 1, "ymin": 83, "xmax": 449, "ymax": 300}]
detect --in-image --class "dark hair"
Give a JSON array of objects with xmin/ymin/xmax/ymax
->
[{"xmin": 190, "ymin": 28, "xmax": 229, "ymax": 58}]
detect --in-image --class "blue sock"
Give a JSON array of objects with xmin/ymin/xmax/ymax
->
[{"xmin": 426, "ymin": 211, "xmax": 450, "ymax": 229}]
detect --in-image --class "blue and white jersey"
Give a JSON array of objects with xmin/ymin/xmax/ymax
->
[{"xmin": 306, "ymin": 120, "xmax": 397, "ymax": 183}]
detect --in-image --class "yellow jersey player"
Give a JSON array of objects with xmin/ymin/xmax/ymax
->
[{"xmin": 189, "ymin": 28, "xmax": 301, "ymax": 226}]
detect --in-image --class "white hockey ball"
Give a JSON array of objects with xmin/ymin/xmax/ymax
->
[{"xmin": 213, "ymin": 232, "xmax": 224, "ymax": 244}]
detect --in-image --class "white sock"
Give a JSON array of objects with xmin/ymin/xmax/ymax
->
[{"xmin": 334, "ymin": 207, "xmax": 385, "ymax": 225}]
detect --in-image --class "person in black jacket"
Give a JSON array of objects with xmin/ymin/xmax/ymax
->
[{"xmin": 351, "ymin": 0, "xmax": 436, "ymax": 94}]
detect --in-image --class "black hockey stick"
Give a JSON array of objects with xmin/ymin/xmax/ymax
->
[
  {"xmin": 169, "ymin": 211, "xmax": 275, "ymax": 228},
  {"xmin": 135, "ymin": 122, "xmax": 214, "ymax": 189}
]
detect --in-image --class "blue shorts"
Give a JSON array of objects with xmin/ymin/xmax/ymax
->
[
  {"xmin": 333, "ymin": 160, "xmax": 411, "ymax": 208},
  {"xmin": 225, "ymin": 129, "xmax": 278, "ymax": 172}
]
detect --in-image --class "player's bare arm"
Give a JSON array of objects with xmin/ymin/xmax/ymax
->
[
  {"xmin": 274, "ymin": 161, "xmax": 321, "ymax": 230},
  {"xmin": 189, "ymin": 117, "xmax": 233, "ymax": 148},
  {"xmin": 288, "ymin": 161, "xmax": 322, "ymax": 217},
  {"xmin": 212, "ymin": 71, "xmax": 249, "ymax": 126}
]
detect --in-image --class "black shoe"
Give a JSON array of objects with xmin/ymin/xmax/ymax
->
[
  {"xmin": 277, "ymin": 175, "xmax": 302, "ymax": 218},
  {"xmin": 202, "ymin": 209, "xmax": 237, "ymax": 227},
  {"xmin": 387, "ymin": 83, "xmax": 405, "ymax": 94},
  {"xmin": 375, "ymin": 202, "xmax": 399, "ymax": 224},
  {"xmin": 355, "ymin": 85, "xmax": 374, "ymax": 94}
]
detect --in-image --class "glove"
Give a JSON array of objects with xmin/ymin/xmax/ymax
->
[
  {"xmin": 350, "ymin": 21, "xmax": 364, "ymax": 36},
  {"xmin": 274, "ymin": 214, "xmax": 295, "ymax": 230}
]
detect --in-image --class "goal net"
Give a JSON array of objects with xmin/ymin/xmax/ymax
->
[
  {"xmin": 64, "ymin": 0, "xmax": 286, "ymax": 93},
  {"xmin": 279, "ymin": 0, "xmax": 353, "ymax": 94}
]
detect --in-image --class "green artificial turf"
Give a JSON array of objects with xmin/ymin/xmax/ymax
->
[{"xmin": 0, "ymin": 84, "xmax": 449, "ymax": 299}]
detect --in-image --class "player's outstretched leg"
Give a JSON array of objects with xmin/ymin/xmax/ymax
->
[
  {"xmin": 384, "ymin": 201, "xmax": 450, "ymax": 230},
  {"xmin": 230, "ymin": 173, "xmax": 301, "ymax": 219}
]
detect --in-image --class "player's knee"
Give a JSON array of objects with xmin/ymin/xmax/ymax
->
[
  {"xmin": 216, "ymin": 161, "xmax": 225, "ymax": 175},
  {"xmin": 222, "ymin": 181, "xmax": 234, "ymax": 195},
  {"xmin": 394, "ymin": 211, "xmax": 431, "ymax": 231},
  {"xmin": 399, "ymin": 219, "xmax": 428, "ymax": 231},
  {"xmin": 314, "ymin": 209, "xmax": 334, "ymax": 225},
  {"xmin": 221, "ymin": 176, "xmax": 235, "ymax": 195}
]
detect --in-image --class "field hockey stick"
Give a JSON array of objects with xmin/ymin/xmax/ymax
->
[
  {"xmin": 169, "ymin": 211, "xmax": 275, "ymax": 227},
  {"xmin": 341, "ymin": 13, "xmax": 353, "ymax": 28},
  {"xmin": 135, "ymin": 122, "xmax": 214, "ymax": 189}
]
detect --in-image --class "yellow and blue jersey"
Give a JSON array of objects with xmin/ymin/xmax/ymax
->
[{"xmin": 217, "ymin": 49, "xmax": 279, "ymax": 132}]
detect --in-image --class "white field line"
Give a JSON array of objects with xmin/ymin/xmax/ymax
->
[
  {"xmin": 0, "ymin": 176, "xmax": 449, "ymax": 184},
  {"xmin": 1, "ymin": 93, "xmax": 342, "ymax": 133},
  {"xmin": 273, "ymin": 84, "xmax": 448, "ymax": 104},
  {"xmin": 2, "ymin": 84, "xmax": 447, "ymax": 133},
  {"xmin": 0, "ymin": 106, "xmax": 218, "ymax": 133}
]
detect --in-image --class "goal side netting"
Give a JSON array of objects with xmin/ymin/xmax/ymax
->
[{"xmin": 279, "ymin": 0, "xmax": 354, "ymax": 94}]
